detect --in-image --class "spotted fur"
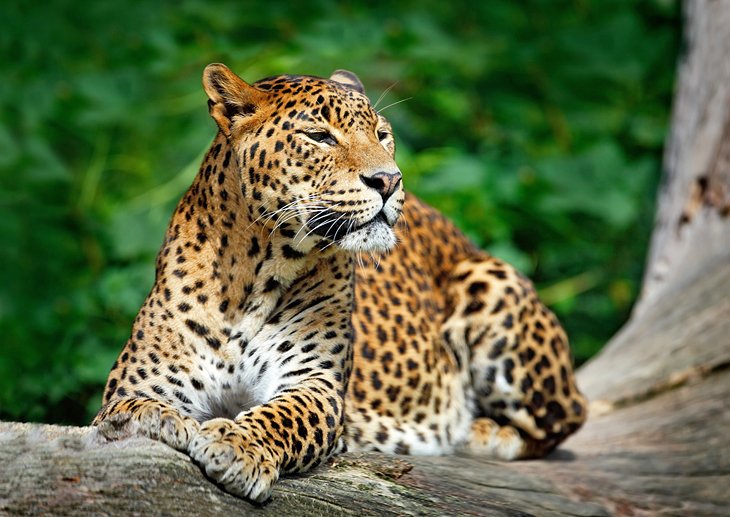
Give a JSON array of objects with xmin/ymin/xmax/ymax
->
[
  {"xmin": 347, "ymin": 200, "xmax": 587, "ymax": 458},
  {"xmin": 94, "ymin": 63, "xmax": 586, "ymax": 502}
]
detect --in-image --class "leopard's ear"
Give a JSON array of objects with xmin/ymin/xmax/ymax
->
[
  {"xmin": 329, "ymin": 70, "xmax": 365, "ymax": 94},
  {"xmin": 203, "ymin": 63, "xmax": 265, "ymax": 137}
]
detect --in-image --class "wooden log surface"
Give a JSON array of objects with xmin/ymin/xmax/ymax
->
[
  {"xmin": 577, "ymin": 252, "xmax": 730, "ymax": 405},
  {"xmin": 1, "ymin": 368, "xmax": 727, "ymax": 516}
]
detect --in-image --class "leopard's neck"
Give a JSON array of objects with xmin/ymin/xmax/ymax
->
[{"xmin": 154, "ymin": 133, "xmax": 350, "ymax": 356}]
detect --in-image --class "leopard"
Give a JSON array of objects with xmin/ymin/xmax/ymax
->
[{"xmin": 94, "ymin": 62, "xmax": 586, "ymax": 503}]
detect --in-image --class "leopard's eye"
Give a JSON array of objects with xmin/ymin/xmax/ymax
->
[
  {"xmin": 377, "ymin": 130, "xmax": 390, "ymax": 142},
  {"xmin": 301, "ymin": 130, "xmax": 337, "ymax": 146}
]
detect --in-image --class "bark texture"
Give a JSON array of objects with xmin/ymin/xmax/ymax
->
[{"xmin": 2, "ymin": 0, "xmax": 729, "ymax": 515}]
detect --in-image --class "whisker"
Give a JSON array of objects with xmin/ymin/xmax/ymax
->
[
  {"xmin": 294, "ymin": 202, "xmax": 343, "ymax": 245},
  {"xmin": 269, "ymin": 202, "xmax": 329, "ymax": 234},
  {"xmin": 256, "ymin": 196, "xmax": 331, "ymax": 240},
  {"xmin": 321, "ymin": 208, "xmax": 347, "ymax": 242},
  {"xmin": 243, "ymin": 194, "xmax": 323, "ymax": 233},
  {"xmin": 327, "ymin": 217, "xmax": 357, "ymax": 252},
  {"xmin": 293, "ymin": 209, "xmax": 333, "ymax": 239},
  {"xmin": 320, "ymin": 215, "xmax": 351, "ymax": 251},
  {"xmin": 267, "ymin": 198, "xmax": 324, "ymax": 228},
  {"xmin": 269, "ymin": 210, "xmax": 311, "ymax": 238},
  {"xmin": 292, "ymin": 204, "xmax": 337, "ymax": 238},
  {"xmin": 373, "ymin": 81, "xmax": 399, "ymax": 110},
  {"xmin": 377, "ymin": 97, "xmax": 413, "ymax": 114}
]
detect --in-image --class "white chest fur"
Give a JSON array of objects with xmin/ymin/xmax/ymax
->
[{"xmin": 189, "ymin": 320, "xmax": 287, "ymax": 420}]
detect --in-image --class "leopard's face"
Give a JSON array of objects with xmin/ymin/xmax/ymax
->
[{"xmin": 204, "ymin": 64, "xmax": 404, "ymax": 253}]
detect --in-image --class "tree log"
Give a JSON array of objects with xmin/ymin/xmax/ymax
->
[
  {"xmin": 2, "ymin": 347, "xmax": 728, "ymax": 515},
  {"xmin": 3, "ymin": 0, "xmax": 729, "ymax": 515}
]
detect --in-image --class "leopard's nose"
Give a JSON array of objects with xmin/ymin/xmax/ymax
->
[{"xmin": 361, "ymin": 171, "xmax": 402, "ymax": 201}]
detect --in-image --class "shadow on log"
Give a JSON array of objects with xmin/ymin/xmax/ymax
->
[{"xmin": 2, "ymin": 0, "xmax": 729, "ymax": 515}]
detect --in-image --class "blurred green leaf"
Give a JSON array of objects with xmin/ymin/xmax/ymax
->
[
  {"xmin": 0, "ymin": 0, "xmax": 680, "ymax": 424},
  {"xmin": 419, "ymin": 154, "xmax": 485, "ymax": 193}
]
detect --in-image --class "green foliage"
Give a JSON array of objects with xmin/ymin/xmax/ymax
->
[{"xmin": 0, "ymin": 0, "xmax": 680, "ymax": 424}]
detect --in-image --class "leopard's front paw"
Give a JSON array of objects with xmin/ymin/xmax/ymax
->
[
  {"xmin": 95, "ymin": 401, "xmax": 200, "ymax": 452},
  {"xmin": 189, "ymin": 418, "xmax": 280, "ymax": 502}
]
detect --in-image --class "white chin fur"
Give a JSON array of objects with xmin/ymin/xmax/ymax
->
[{"xmin": 338, "ymin": 220, "xmax": 397, "ymax": 252}]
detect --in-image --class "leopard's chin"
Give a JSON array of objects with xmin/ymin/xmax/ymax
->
[
  {"xmin": 305, "ymin": 207, "xmax": 400, "ymax": 253},
  {"xmin": 337, "ymin": 217, "xmax": 397, "ymax": 253}
]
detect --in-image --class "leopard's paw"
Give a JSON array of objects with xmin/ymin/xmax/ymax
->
[
  {"xmin": 95, "ymin": 401, "xmax": 199, "ymax": 452},
  {"xmin": 467, "ymin": 417, "xmax": 525, "ymax": 460},
  {"xmin": 189, "ymin": 418, "xmax": 279, "ymax": 502}
]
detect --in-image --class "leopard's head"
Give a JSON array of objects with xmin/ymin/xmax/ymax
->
[{"xmin": 203, "ymin": 63, "xmax": 404, "ymax": 253}]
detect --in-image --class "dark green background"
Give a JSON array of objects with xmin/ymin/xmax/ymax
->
[{"xmin": 0, "ymin": 0, "xmax": 680, "ymax": 424}]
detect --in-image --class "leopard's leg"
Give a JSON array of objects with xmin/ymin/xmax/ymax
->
[
  {"xmin": 187, "ymin": 263, "xmax": 354, "ymax": 503},
  {"xmin": 344, "ymin": 338, "xmax": 473, "ymax": 456},
  {"xmin": 444, "ymin": 255, "xmax": 588, "ymax": 459},
  {"xmin": 188, "ymin": 379, "xmax": 345, "ymax": 502},
  {"xmin": 93, "ymin": 397, "xmax": 200, "ymax": 452}
]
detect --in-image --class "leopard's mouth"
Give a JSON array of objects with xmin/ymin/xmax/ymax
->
[{"xmin": 307, "ymin": 209, "xmax": 391, "ymax": 242}]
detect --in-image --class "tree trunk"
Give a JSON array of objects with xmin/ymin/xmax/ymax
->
[
  {"xmin": 3, "ymin": 1, "xmax": 729, "ymax": 515},
  {"xmin": 577, "ymin": 0, "xmax": 730, "ymax": 405},
  {"xmin": 637, "ymin": 0, "xmax": 730, "ymax": 314}
]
